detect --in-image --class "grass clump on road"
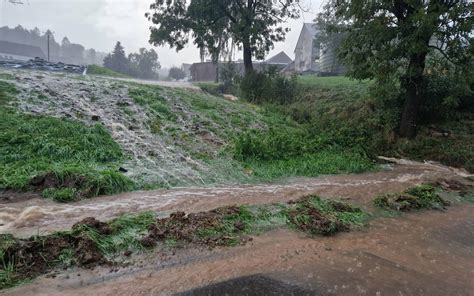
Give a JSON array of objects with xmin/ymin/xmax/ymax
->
[
  {"xmin": 285, "ymin": 195, "xmax": 367, "ymax": 236},
  {"xmin": 0, "ymin": 110, "xmax": 134, "ymax": 201},
  {"xmin": 373, "ymin": 184, "xmax": 450, "ymax": 211}
]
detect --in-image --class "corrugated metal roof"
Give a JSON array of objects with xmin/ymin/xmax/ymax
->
[{"xmin": 0, "ymin": 40, "xmax": 46, "ymax": 59}]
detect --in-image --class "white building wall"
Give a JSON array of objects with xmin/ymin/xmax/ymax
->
[
  {"xmin": 295, "ymin": 29, "xmax": 320, "ymax": 73},
  {"xmin": 0, "ymin": 53, "xmax": 31, "ymax": 61}
]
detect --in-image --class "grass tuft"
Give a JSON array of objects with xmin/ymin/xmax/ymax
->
[
  {"xmin": 285, "ymin": 195, "xmax": 367, "ymax": 236},
  {"xmin": 373, "ymin": 184, "xmax": 450, "ymax": 211}
]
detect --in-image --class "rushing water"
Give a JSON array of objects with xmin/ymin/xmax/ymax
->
[{"xmin": 0, "ymin": 158, "xmax": 470, "ymax": 237}]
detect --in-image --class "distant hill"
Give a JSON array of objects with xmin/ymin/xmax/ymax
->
[{"xmin": 0, "ymin": 25, "xmax": 107, "ymax": 65}]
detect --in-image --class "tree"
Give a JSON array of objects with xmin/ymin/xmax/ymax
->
[
  {"xmin": 317, "ymin": 0, "xmax": 473, "ymax": 138},
  {"xmin": 86, "ymin": 48, "xmax": 97, "ymax": 65},
  {"xmin": 146, "ymin": 0, "xmax": 301, "ymax": 73},
  {"xmin": 103, "ymin": 41, "xmax": 130, "ymax": 74},
  {"xmin": 168, "ymin": 67, "xmax": 186, "ymax": 80},
  {"xmin": 128, "ymin": 48, "xmax": 161, "ymax": 80}
]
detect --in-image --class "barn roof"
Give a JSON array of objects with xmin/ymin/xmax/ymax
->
[
  {"xmin": 0, "ymin": 40, "xmax": 46, "ymax": 59},
  {"xmin": 265, "ymin": 51, "xmax": 292, "ymax": 64}
]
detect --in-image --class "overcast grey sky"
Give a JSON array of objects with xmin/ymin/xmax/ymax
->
[{"xmin": 0, "ymin": 0, "xmax": 324, "ymax": 67}]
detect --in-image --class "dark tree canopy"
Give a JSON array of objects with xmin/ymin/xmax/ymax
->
[
  {"xmin": 168, "ymin": 67, "xmax": 186, "ymax": 80},
  {"xmin": 103, "ymin": 42, "xmax": 130, "ymax": 74},
  {"xmin": 146, "ymin": 0, "xmax": 301, "ymax": 73},
  {"xmin": 103, "ymin": 42, "xmax": 161, "ymax": 80},
  {"xmin": 128, "ymin": 48, "xmax": 161, "ymax": 80},
  {"xmin": 318, "ymin": 0, "xmax": 473, "ymax": 137}
]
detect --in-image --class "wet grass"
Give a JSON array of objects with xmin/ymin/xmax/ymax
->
[
  {"xmin": 0, "ymin": 81, "xmax": 18, "ymax": 106},
  {"xmin": 285, "ymin": 195, "xmax": 368, "ymax": 236},
  {"xmin": 373, "ymin": 184, "xmax": 450, "ymax": 211},
  {"xmin": 0, "ymin": 109, "xmax": 134, "ymax": 201},
  {"xmin": 75, "ymin": 212, "xmax": 156, "ymax": 255},
  {"xmin": 87, "ymin": 65, "xmax": 130, "ymax": 78},
  {"xmin": 0, "ymin": 73, "xmax": 15, "ymax": 81},
  {"xmin": 243, "ymin": 151, "xmax": 374, "ymax": 180}
]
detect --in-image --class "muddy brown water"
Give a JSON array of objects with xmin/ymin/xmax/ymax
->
[
  {"xmin": 0, "ymin": 159, "xmax": 469, "ymax": 238},
  {"xmin": 1, "ymin": 159, "xmax": 473, "ymax": 295},
  {"xmin": 3, "ymin": 202, "xmax": 474, "ymax": 295}
]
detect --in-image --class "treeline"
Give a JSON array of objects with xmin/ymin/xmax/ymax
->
[
  {"xmin": 103, "ymin": 42, "xmax": 161, "ymax": 80},
  {"xmin": 0, "ymin": 25, "xmax": 106, "ymax": 65}
]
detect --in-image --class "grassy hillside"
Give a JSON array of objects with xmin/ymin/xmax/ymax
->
[
  {"xmin": 2, "ymin": 67, "xmax": 471, "ymax": 202},
  {"xmin": 285, "ymin": 76, "xmax": 474, "ymax": 172},
  {"xmin": 0, "ymin": 80, "xmax": 134, "ymax": 201},
  {"xmin": 0, "ymin": 70, "xmax": 374, "ymax": 201}
]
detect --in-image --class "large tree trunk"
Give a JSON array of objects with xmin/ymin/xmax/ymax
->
[
  {"xmin": 242, "ymin": 37, "xmax": 253, "ymax": 74},
  {"xmin": 399, "ymin": 53, "xmax": 428, "ymax": 138}
]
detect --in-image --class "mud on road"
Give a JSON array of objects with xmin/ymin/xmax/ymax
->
[{"xmin": 3, "ymin": 203, "xmax": 473, "ymax": 296}]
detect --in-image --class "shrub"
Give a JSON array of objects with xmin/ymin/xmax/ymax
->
[{"xmin": 239, "ymin": 69, "xmax": 298, "ymax": 104}]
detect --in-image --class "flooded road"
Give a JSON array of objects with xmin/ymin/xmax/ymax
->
[
  {"xmin": 0, "ymin": 159, "xmax": 470, "ymax": 237},
  {"xmin": 3, "ymin": 202, "xmax": 473, "ymax": 295}
]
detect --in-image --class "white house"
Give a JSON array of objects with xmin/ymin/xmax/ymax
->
[
  {"xmin": 293, "ymin": 23, "xmax": 346, "ymax": 76},
  {"xmin": 0, "ymin": 40, "xmax": 46, "ymax": 61},
  {"xmin": 294, "ymin": 23, "xmax": 320, "ymax": 73}
]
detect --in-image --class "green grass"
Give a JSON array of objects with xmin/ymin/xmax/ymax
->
[
  {"xmin": 285, "ymin": 195, "xmax": 368, "ymax": 236},
  {"xmin": 0, "ymin": 109, "xmax": 134, "ymax": 201},
  {"xmin": 0, "ymin": 73, "xmax": 15, "ymax": 81},
  {"xmin": 243, "ymin": 151, "xmax": 373, "ymax": 180},
  {"xmin": 278, "ymin": 75, "xmax": 474, "ymax": 172},
  {"xmin": 0, "ymin": 259, "xmax": 17, "ymax": 290},
  {"xmin": 42, "ymin": 187, "xmax": 79, "ymax": 202},
  {"xmin": 0, "ymin": 81, "xmax": 19, "ymax": 106},
  {"xmin": 233, "ymin": 126, "xmax": 374, "ymax": 180},
  {"xmin": 76, "ymin": 211, "xmax": 156, "ymax": 255},
  {"xmin": 297, "ymin": 76, "xmax": 370, "ymax": 91},
  {"xmin": 87, "ymin": 65, "xmax": 130, "ymax": 78}
]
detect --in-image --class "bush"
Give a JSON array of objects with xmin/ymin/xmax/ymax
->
[
  {"xmin": 168, "ymin": 67, "xmax": 186, "ymax": 80},
  {"xmin": 239, "ymin": 69, "xmax": 298, "ymax": 104},
  {"xmin": 421, "ymin": 69, "xmax": 474, "ymax": 121}
]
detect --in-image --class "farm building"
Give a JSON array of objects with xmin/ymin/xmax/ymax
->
[
  {"xmin": 0, "ymin": 40, "xmax": 46, "ymax": 61},
  {"xmin": 190, "ymin": 51, "xmax": 292, "ymax": 82},
  {"xmin": 293, "ymin": 23, "xmax": 346, "ymax": 76}
]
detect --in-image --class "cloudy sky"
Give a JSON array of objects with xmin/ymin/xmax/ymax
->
[{"xmin": 0, "ymin": 0, "xmax": 325, "ymax": 67}]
